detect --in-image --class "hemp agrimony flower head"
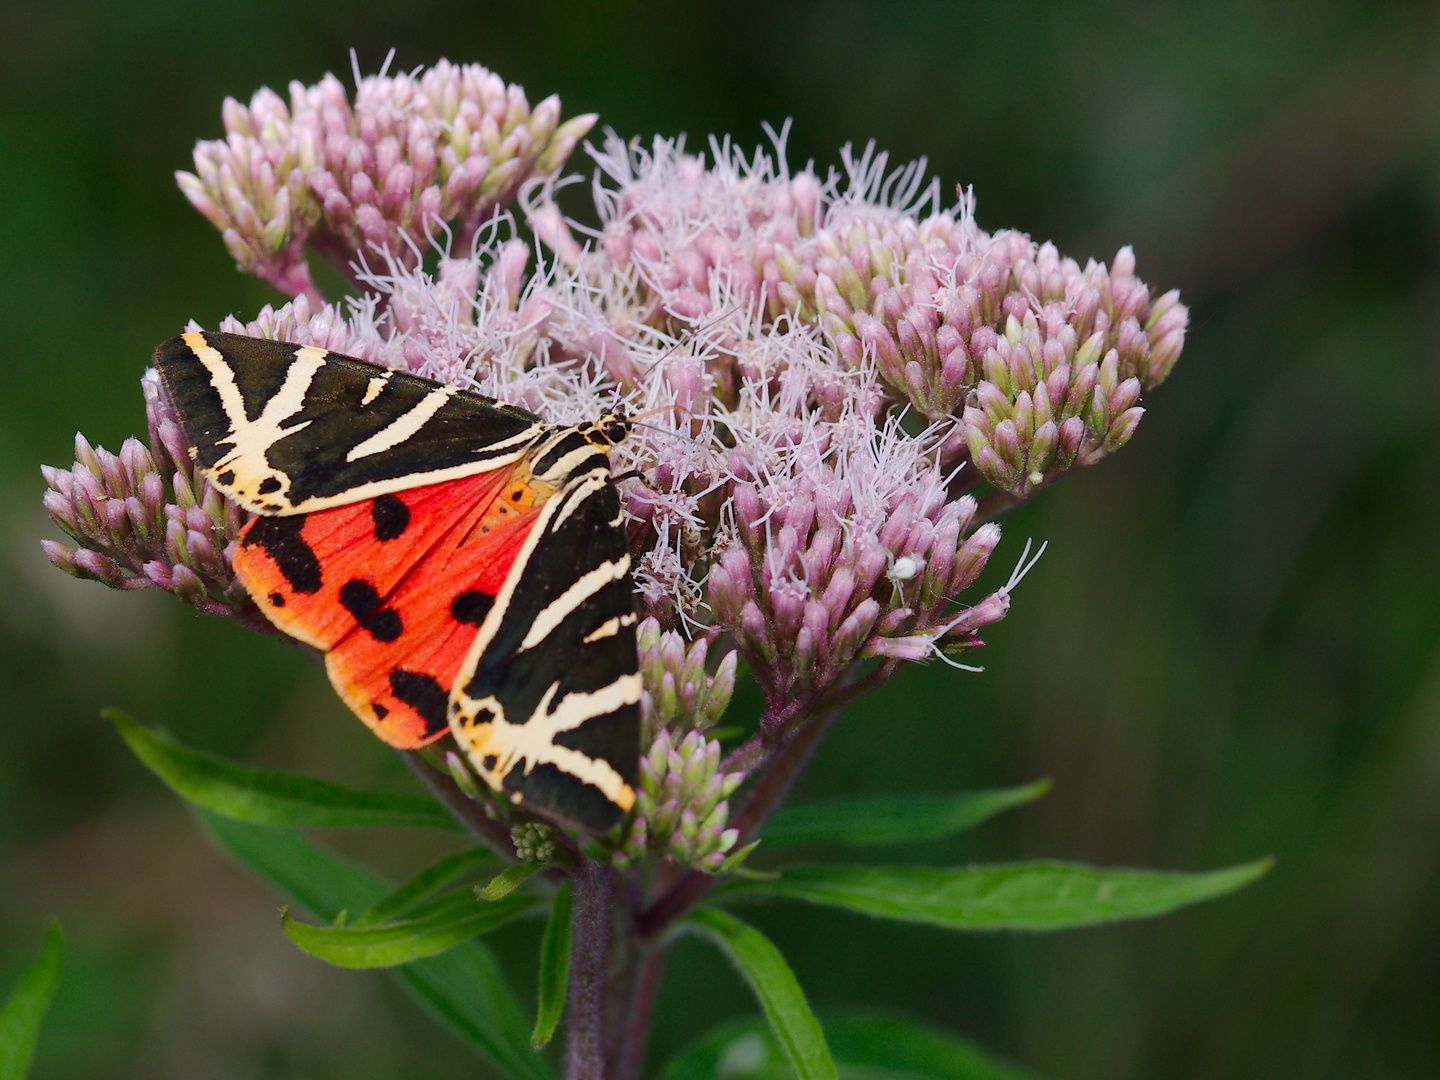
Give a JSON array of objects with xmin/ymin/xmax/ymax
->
[
  {"xmin": 41, "ymin": 59, "xmax": 1188, "ymax": 875},
  {"xmin": 175, "ymin": 51, "xmax": 595, "ymax": 304}
]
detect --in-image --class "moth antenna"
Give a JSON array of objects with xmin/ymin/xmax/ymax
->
[
  {"xmin": 630, "ymin": 402, "xmax": 688, "ymax": 424},
  {"xmin": 634, "ymin": 304, "xmax": 746, "ymax": 375},
  {"xmin": 634, "ymin": 419, "xmax": 705, "ymax": 450}
]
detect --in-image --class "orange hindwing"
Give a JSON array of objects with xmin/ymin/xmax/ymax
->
[{"xmin": 232, "ymin": 468, "xmax": 548, "ymax": 747}]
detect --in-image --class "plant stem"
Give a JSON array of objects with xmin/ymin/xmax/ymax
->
[
  {"xmin": 611, "ymin": 944, "xmax": 667, "ymax": 1080},
  {"xmin": 567, "ymin": 859, "xmax": 613, "ymax": 1080},
  {"xmin": 975, "ymin": 487, "xmax": 1026, "ymax": 523}
]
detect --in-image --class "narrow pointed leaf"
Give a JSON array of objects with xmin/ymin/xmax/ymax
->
[
  {"xmin": 355, "ymin": 848, "xmax": 499, "ymax": 928},
  {"xmin": 530, "ymin": 883, "xmax": 572, "ymax": 1050},
  {"xmin": 109, "ymin": 709, "xmax": 456, "ymax": 830},
  {"xmin": 762, "ymin": 782, "xmax": 1051, "ymax": 846},
  {"xmin": 284, "ymin": 889, "xmax": 539, "ymax": 969},
  {"xmin": 0, "ymin": 920, "xmax": 63, "ymax": 1080},
  {"xmin": 660, "ymin": 1010, "xmax": 1042, "ymax": 1080},
  {"xmin": 686, "ymin": 908, "xmax": 835, "ymax": 1080},
  {"xmin": 479, "ymin": 860, "xmax": 546, "ymax": 900},
  {"xmin": 199, "ymin": 813, "xmax": 549, "ymax": 1080},
  {"xmin": 735, "ymin": 859, "xmax": 1272, "ymax": 930}
]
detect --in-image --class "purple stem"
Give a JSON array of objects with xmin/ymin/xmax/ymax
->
[
  {"xmin": 567, "ymin": 859, "xmax": 614, "ymax": 1080},
  {"xmin": 611, "ymin": 946, "xmax": 666, "ymax": 1080},
  {"xmin": 975, "ymin": 487, "xmax": 1026, "ymax": 523}
]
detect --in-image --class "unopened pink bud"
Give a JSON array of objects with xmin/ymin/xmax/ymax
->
[
  {"xmin": 831, "ymin": 597, "xmax": 881, "ymax": 663},
  {"xmin": 945, "ymin": 589, "xmax": 1011, "ymax": 634},
  {"xmin": 1105, "ymin": 406, "xmax": 1144, "ymax": 450},
  {"xmin": 74, "ymin": 548, "xmax": 124, "ymax": 587},
  {"xmin": 950, "ymin": 522, "xmax": 1000, "ymax": 593}
]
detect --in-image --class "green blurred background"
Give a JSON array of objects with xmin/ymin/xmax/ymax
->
[{"xmin": 2, "ymin": 0, "xmax": 1438, "ymax": 1076}]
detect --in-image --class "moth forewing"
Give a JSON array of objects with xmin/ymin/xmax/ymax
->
[
  {"xmin": 448, "ymin": 453, "xmax": 641, "ymax": 834},
  {"xmin": 155, "ymin": 331, "xmax": 549, "ymax": 515}
]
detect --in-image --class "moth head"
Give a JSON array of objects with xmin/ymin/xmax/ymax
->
[{"xmin": 590, "ymin": 410, "xmax": 632, "ymax": 448}]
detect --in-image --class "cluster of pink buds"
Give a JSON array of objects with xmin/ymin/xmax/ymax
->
[
  {"xmin": 177, "ymin": 54, "xmax": 594, "ymax": 304},
  {"xmin": 41, "ymin": 372, "xmax": 251, "ymax": 619},
  {"xmin": 636, "ymin": 618, "xmax": 738, "ymax": 744},
  {"xmin": 552, "ymin": 135, "xmax": 1188, "ymax": 506},
  {"xmin": 616, "ymin": 729, "xmax": 745, "ymax": 872},
  {"xmin": 706, "ymin": 413, "xmax": 1006, "ymax": 718},
  {"xmin": 615, "ymin": 620, "xmax": 744, "ymax": 870}
]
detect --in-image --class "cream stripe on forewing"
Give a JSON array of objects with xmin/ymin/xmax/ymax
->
[
  {"xmin": 256, "ymin": 346, "xmax": 328, "ymax": 431},
  {"xmin": 346, "ymin": 384, "xmax": 460, "ymax": 462},
  {"xmin": 450, "ymin": 470, "xmax": 589, "ymax": 683},
  {"xmin": 186, "ymin": 335, "xmax": 330, "ymax": 507},
  {"xmin": 456, "ymin": 675, "xmax": 641, "ymax": 808},
  {"xmin": 582, "ymin": 612, "xmax": 636, "ymax": 644},
  {"xmin": 360, "ymin": 372, "xmax": 391, "ymax": 406},
  {"xmin": 182, "ymin": 332, "xmax": 250, "ymax": 439},
  {"xmin": 550, "ymin": 472, "xmax": 609, "ymax": 531},
  {"xmin": 448, "ymin": 449, "xmax": 638, "ymax": 813},
  {"xmin": 519, "ymin": 554, "xmax": 631, "ymax": 651}
]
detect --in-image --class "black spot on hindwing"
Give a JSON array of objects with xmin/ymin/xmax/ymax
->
[
  {"xmin": 339, "ymin": 579, "xmax": 403, "ymax": 642},
  {"xmin": 363, "ymin": 609, "xmax": 402, "ymax": 642},
  {"xmin": 339, "ymin": 579, "xmax": 381, "ymax": 620},
  {"xmin": 242, "ymin": 515, "xmax": 321, "ymax": 594},
  {"xmin": 450, "ymin": 590, "xmax": 494, "ymax": 626},
  {"xmin": 371, "ymin": 494, "xmax": 410, "ymax": 540},
  {"xmin": 268, "ymin": 592, "xmax": 285, "ymax": 607},
  {"xmin": 389, "ymin": 669, "xmax": 449, "ymax": 736}
]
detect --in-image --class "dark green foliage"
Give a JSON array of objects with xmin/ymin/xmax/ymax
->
[{"xmin": 5, "ymin": 3, "xmax": 1438, "ymax": 1078}]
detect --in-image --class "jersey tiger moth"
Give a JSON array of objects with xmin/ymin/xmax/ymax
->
[{"xmin": 155, "ymin": 330, "xmax": 641, "ymax": 834}]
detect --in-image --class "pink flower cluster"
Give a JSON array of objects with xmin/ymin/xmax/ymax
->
[
  {"xmin": 176, "ymin": 54, "xmax": 595, "ymax": 305},
  {"xmin": 549, "ymin": 133, "xmax": 1188, "ymax": 501},
  {"xmin": 41, "ymin": 373, "xmax": 251, "ymax": 618},
  {"xmin": 44, "ymin": 71, "xmax": 1191, "ymax": 862}
]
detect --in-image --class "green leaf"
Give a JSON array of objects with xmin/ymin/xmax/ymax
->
[
  {"xmin": 355, "ymin": 848, "xmax": 499, "ymax": 928},
  {"xmin": 762, "ymin": 782, "xmax": 1051, "ymax": 846},
  {"xmin": 660, "ymin": 1010, "xmax": 1042, "ymax": 1080},
  {"xmin": 0, "ymin": 919, "xmax": 63, "ymax": 1080},
  {"xmin": 108, "ymin": 709, "xmax": 457, "ymax": 830},
  {"xmin": 479, "ymin": 860, "xmax": 547, "ymax": 900},
  {"xmin": 530, "ymin": 882, "xmax": 572, "ymax": 1050},
  {"xmin": 734, "ymin": 859, "xmax": 1273, "ymax": 930},
  {"xmin": 820, "ymin": 1012, "xmax": 1042, "ymax": 1079},
  {"xmin": 284, "ymin": 889, "xmax": 539, "ymax": 969},
  {"xmin": 685, "ymin": 908, "xmax": 836, "ymax": 1080},
  {"xmin": 198, "ymin": 813, "xmax": 549, "ymax": 1080}
]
